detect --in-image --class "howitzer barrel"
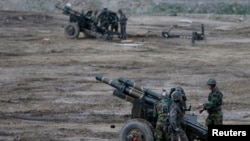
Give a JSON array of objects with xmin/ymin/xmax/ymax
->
[
  {"xmin": 96, "ymin": 74, "xmax": 143, "ymax": 99},
  {"xmin": 113, "ymin": 89, "xmax": 158, "ymax": 105},
  {"xmin": 55, "ymin": 4, "xmax": 80, "ymax": 16},
  {"xmin": 118, "ymin": 77, "xmax": 162, "ymax": 100},
  {"xmin": 113, "ymin": 89, "xmax": 134, "ymax": 103}
]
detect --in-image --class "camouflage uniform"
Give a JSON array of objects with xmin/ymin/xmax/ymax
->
[
  {"xmin": 170, "ymin": 86, "xmax": 187, "ymax": 112},
  {"xmin": 203, "ymin": 86, "xmax": 223, "ymax": 127},
  {"xmin": 169, "ymin": 91, "xmax": 188, "ymax": 141},
  {"xmin": 92, "ymin": 10, "xmax": 99, "ymax": 24},
  {"xmin": 118, "ymin": 9, "xmax": 127, "ymax": 40},
  {"xmin": 98, "ymin": 8, "xmax": 110, "ymax": 30},
  {"xmin": 110, "ymin": 13, "xmax": 119, "ymax": 32},
  {"xmin": 90, "ymin": 10, "xmax": 98, "ymax": 37},
  {"xmin": 153, "ymin": 97, "xmax": 171, "ymax": 141}
]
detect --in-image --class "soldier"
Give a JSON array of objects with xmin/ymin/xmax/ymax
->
[
  {"xmin": 97, "ymin": 7, "xmax": 110, "ymax": 30},
  {"xmin": 110, "ymin": 12, "xmax": 119, "ymax": 32},
  {"xmin": 118, "ymin": 9, "xmax": 127, "ymax": 40},
  {"xmin": 153, "ymin": 91, "xmax": 171, "ymax": 141},
  {"xmin": 198, "ymin": 78, "xmax": 223, "ymax": 127},
  {"xmin": 169, "ymin": 91, "xmax": 189, "ymax": 141},
  {"xmin": 80, "ymin": 9, "xmax": 85, "ymax": 17},
  {"xmin": 169, "ymin": 86, "xmax": 187, "ymax": 112},
  {"xmin": 92, "ymin": 10, "xmax": 99, "ymax": 25},
  {"xmin": 90, "ymin": 10, "xmax": 98, "ymax": 37}
]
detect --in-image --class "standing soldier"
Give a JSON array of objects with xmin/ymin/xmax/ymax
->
[
  {"xmin": 110, "ymin": 12, "xmax": 119, "ymax": 32},
  {"xmin": 169, "ymin": 86, "xmax": 188, "ymax": 112},
  {"xmin": 90, "ymin": 10, "xmax": 99, "ymax": 38},
  {"xmin": 98, "ymin": 7, "xmax": 110, "ymax": 30},
  {"xmin": 92, "ymin": 10, "xmax": 99, "ymax": 25},
  {"xmin": 118, "ymin": 9, "xmax": 127, "ymax": 40},
  {"xmin": 198, "ymin": 78, "xmax": 223, "ymax": 127},
  {"xmin": 169, "ymin": 91, "xmax": 189, "ymax": 141},
  {"xmin": 153, "ymin": 91, "xmax": 171, "ymax": 141}
]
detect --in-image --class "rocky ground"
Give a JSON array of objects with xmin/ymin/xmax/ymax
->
[{"xmin": 0, "ymin": 10, "xmax": 250, "ymax": 141}]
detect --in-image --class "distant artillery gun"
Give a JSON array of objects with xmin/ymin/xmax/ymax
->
[
  {"xmin": 162, "ymin": 21, "xmax": 205, "ymax": 44},
  {"xmin": 55, "ymin": 3, "xmax": 115, "ymax": 40}
]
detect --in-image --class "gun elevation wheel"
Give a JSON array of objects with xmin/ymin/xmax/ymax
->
[
  {"xmin": 64, "ymin": 22, "xmax": 79, "ymax": 39},
  {"xmin": 119, "ymin": 118, "xmax": 154, "ymax": 141}
]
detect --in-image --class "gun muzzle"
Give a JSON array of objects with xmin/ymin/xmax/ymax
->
[
  {"xmin": 96, "ymin": 74, "xmax": 143, "ymax": 99},
  {"xmin": 118, "ymin": 77, "xmax": 162, "ymax": 100}
]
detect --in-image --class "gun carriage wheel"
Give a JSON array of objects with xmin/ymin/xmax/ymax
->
[
  {"xmin": 64, "ymin": 22, "xmax": 80, "ymax": 39},
  {"xmin": 119, "ymin": 118, "xmax": 154, "ymax": 141}
]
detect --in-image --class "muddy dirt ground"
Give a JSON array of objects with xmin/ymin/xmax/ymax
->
[{"xmin": 0, "ymin": 10, "xmax": 250, "ymax": 141}]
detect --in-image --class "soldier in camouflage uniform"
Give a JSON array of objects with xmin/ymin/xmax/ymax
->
[
  {"xmin": 169, "ymin": 86, "xmax": 187, "ymax": 113},
  {"xmin": 97, "ymin": 7, "xmax": 110, "ymax": 30},
  {"xmin": 153, "ymin": 91, "xmax": 171, "ymax": 141},
  {"xmin": 110, "ymin": 12, "xmax": 119, "ymax": 32},
  {"xmin": 93, "ymin": 10, "xmax": 99, "ymax": 24},
  {"xmin": 118, "ymin": 9, "xmax": 127, "ymax": 40},
  {"xmin": 169, "ymin": 91, "xmax": 189, "ymax": 141},
  {"xmin": 198, "ymin": 78, "xmax": 223, "ymax": 127},
  {"xmin": 90, "ymin": 10, "xmax": 99, "ymax": 38}
]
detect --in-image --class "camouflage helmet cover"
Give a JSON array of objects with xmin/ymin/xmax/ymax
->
[
  {"xmin": 207, "ymin": 78, "xmax": 216, "ymax": 85},
  {"xmin": 175, "ymin": 86, "xmax": 185, "ymax": 94},
  {"xmin": 172, "ymin": 91, "xmax": 182, "ymax": 101}
]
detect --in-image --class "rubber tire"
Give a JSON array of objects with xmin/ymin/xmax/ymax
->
[
  {"xmin": 64, "ymin": 22, "xmax": 80, "ymax": 39},
  {"xmin": 119, "ymin": 118, "xmax": 154, "ymax": 141}
]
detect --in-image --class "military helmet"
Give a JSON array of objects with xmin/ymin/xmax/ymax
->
[
  {"xmin": 175, "ymin": 86, "xmax": 183, "ymax": 91},
  {"xmin": 172, "ymin": 91, "xmax": 182, "ymax": 101},
  {"xmin": 206, "ymin": 78, "xmax": 216, "ymax": 85},
  {"xmin": 175, "ymin": 86, "xmax": 185, "ymax": 94}
]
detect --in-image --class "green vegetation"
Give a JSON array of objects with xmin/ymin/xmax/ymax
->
[
  {"xmin": 152, "ymin": 2, "xmax": 250, "ymax": 15},
  {"xmin": 1, "ymin": 0, "xmax": 249, "ymax": 15}
]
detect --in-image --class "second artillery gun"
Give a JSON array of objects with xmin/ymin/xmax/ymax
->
[
  {"xmin": 55, "ymin": 3, "xmax": 117, "ymax": 40},
  {"xmin": 95, "ymin": 74, "xmax": 207, "ymax": 141}
]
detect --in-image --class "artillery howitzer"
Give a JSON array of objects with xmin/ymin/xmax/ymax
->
[
  {"xmin": 55, "ymin": 3, "xmax": 113, "ymax": 40},
  {"xmin": 162, "ymin": 23, "xmax": 205, "ymax": 44},
  {"xmin": 95, "ymin": 74, "xmax": 207, "ymax": 141}
]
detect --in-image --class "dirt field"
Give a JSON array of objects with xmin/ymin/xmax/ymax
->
[{"xmin": 0, "ymin": 10, "xmax": 250, "ymax": 141}]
